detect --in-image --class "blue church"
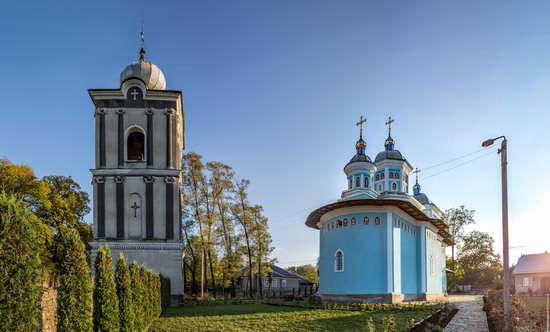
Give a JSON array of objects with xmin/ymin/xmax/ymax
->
[{"xmin": 305, "ymin": 117, "xmax": 452, "ymax": 303}]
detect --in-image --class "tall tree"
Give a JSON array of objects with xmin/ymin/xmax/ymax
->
[
  {"xmin": 232, "ymin": 179, "xmax": 255, "ymax": 297},
  {"xmin": 0, "ymin": 191, "xmax": 42, "ymax": 332},
  {"xmin": 251, "ymin": 205, "xmax": 273, "ymax": 297},
  {"xmin": 456, "ymin": 231, "xmax": 502, "ymax": 288},
  {"xmin": 443, "ymin": 205, "xmax": 475, "ymax": 288},
  {"xmin": 115, "ymin": 254, "xmax": 134, "ymax": 332},
  {"xmin": 93, "ymin": 246, "xmax": 119, "ymax": 332},
  {"xmin": 57, "ymin": 229, "xmax": 93, "ymax": 332}
]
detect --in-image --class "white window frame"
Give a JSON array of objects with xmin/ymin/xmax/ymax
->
[
  {"xmin": 523, "ymin": 277, "xmax": 533, "ymax": 287},
  {"xmin": 263, "ymin": 279, "xmax": 269, "ymax": 288},
  {"xmin": 272, "ymin": 279, "xmax": 278, "ymax": 288},
  {"xmin": 335, "ymin": 249, "xmax": 344, "ymax": 272},
  {"xmin": 281, "ymin": 279, "xmax": 287, "ymax": 288}
]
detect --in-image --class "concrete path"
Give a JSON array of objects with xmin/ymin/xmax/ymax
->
[{"xmin": 443, "ymin": 295, "xmax": 489, "ymax": 332}]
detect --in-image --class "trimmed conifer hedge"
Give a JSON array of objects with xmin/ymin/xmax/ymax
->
[
  {"xmin": 0, "ymin": 192, "xmax": 42, "ymax": 331},
  {"xmin": 57, "ymin": 229, "xmax": 93, "ymax": 332},
  {"xmin": 115, "ymin": 254, "xmax": 134, "ymax": 332},
  {"xmin": 93, "ymin": 245, "xmax": 120, "ymax": 331},
  {"xmin": 160, "ymin": 274, "xmax": 172, "ymax": 311}
]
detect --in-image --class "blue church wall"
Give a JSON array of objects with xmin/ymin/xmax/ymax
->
[
  {"xmin": 320, "ymin": 212, "xmax": 387, "ymax": 294},
  {"xmin": 393, "ymin": 213, "xmax": 418, "ymax": 294},
  {"xmin": 426, "ymin": 229, "xmax": 443, "ymax": 294}
]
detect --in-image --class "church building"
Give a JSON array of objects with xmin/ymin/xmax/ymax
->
[
  {"xmin": 88, "ymin": 44, "xmax": 184, "ymax": 297},
  {"xmin": 305, "ymin": 117, "xmax": 452, "ymax": 303}
]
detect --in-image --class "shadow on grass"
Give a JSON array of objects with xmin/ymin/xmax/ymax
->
[{"xmin": 162, "ymin": 303, "xmax": 309, "ymax": 318}]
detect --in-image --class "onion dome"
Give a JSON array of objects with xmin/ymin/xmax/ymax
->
[
  {"xmin": 120, "ymin": 47, "xmax": 166, "ymax": 90},
  {"xmin": 385, "ymin": 135, "xmax": 395, "ymax": 151},
  {"xmin": 374, "ymin": 149, "xmax": 405, "ymax": 163},
  {"xmin": 413, "ymin": 181, "xmax": 421, "ymax": 196}
]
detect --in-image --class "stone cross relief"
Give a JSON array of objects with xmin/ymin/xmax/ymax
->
[
  {"xmin": 130, "ymin": 89, "xmax": 140, "ymax": 100},
  {"xmin": 130, "ymin": 202, "xmax": 140, "ymax": 218}
]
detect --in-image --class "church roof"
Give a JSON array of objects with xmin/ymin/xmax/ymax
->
[
  {"xmin": 414, "ymin": 193, "xmax": 433, "ymax": 206},
  {"xmin": 305, "ymin": 198, "xmax": 453, "ymax": 245},
  {"xmin": 120, "ymin": 59, "xmax": 166, "ymax": 90},
  {"xmin": 513, "ymin": 252, "xmax": 550, "ymax": 274},
  {"xmin": 374, "ymin": 150, "xmax": 405, "ymax": 163},
  {"xmin": 347, "ymin": 154, "xmax": 373, "ymax": 165}
]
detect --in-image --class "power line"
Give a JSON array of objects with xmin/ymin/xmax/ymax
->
[
  {"xmin": 420, "ymin": 147, "xmax": 490, "ymax": 172},
  {"xmin": 269, "ymin": 198, "xmax": 338, "ymax": 225},
  {"xmin": 420, "ymin": 149, "xmax": 498, "ymax": 181}
]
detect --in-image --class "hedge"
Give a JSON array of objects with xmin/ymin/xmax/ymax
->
[
  {"xmin": 0, "ymin": 192, "xmax": 42, "ymax": 331},
  {"xmin": 115, "ymin": 254, "xmax": 134, "ymax": 332},
  {"xmin": 93, "ymin": 245, "xmax": 119, "ymax": 331}
]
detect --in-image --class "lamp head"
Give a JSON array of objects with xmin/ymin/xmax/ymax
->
[{"xmin": 482, "ymin": 139, "xmax": 495, "ymax": 147}]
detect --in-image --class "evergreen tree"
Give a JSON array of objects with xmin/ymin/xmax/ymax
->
[
  {"xmin": 93, "ymin": 245, "xmax": 120, "ymax": 331},
  {"xmin": 0, "ymin": 192, "xmax": 42, "ymax": 331},
  {"xmin": 57, "ymin": 229, "xmax": 93, "ymax": 332},
  {"xmin": 129, "ymin": 262, "xmax": 144, "ymax": 331},
  {"xmin": 115, "ymin": 254, "xmax": 134, "ymax": 332}
]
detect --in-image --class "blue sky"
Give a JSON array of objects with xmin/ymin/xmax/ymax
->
[{"xmin": 1, "ymin": 1, "xmax": 549, "ymax": 267}]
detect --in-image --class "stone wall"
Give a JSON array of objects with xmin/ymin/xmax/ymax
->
[{"xmin": 40, "ymin": 275, "xmax": 58, "ymax": 332}]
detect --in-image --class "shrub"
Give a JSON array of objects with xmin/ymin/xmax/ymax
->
[
  {"xmin": 381, "ymin": 314, "xmax": 396, "ymax": 332},
  {"xmin": 0, "ymin": 192, "xmax": 42, "ymax": 331},
  {"xmin": 129, "ymin": 262, "xmax": 145, "ymax": 331},
  {"xmin": 93, "ymin": 245, "xmax": 120, "ymax": 331},
  {"xmin": 57, "ymin": 229, "xmax": 93, "ymax": 332},
  {"xmin": 115, "ymin": 254, "xmax": 134, "ymax": 332},
  {"xmin": 160, "ymin": 274, "xmax": 172, "ymax": 311}
]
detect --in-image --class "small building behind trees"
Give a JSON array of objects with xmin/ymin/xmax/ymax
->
[
  {"xmin": 238, "ymin": 264, "xmax": 315, "ymax": 297},
  {"xmin": 513, "ymin": 252, "xmax": 550, "ymax": 295}
]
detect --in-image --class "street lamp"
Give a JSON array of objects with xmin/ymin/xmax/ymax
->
[{"xmin": 481, "ymin": 135, "xmax": 509, "ymax": 320}]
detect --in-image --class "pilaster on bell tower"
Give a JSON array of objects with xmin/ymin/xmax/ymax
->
[{"xmin": 89, "ymin": 32, "xmax": 185, "ymax": 297}]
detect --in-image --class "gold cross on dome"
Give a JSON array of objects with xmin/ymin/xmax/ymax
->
[
  {"xmin": 413, "ymin": 168, "xmax": 421, "ymax": 182},
  {"xmin": 385, "ymin": 116, "xmax": 395, "ymax": 136},
  {"xmin": 356, "ymin": 116, "xmax": 366, "ymax": 137}
]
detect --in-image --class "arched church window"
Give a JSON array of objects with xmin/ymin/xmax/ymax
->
[
  {"xmin": 430, "ymin": 256, "xmax": 435, "ymax": 276},
  {"xmin": 364, "ymin": 177, "xmax": 369, "ymax": 188},
  {"xmin": 348, "ymin": 178, "xmax": 352, "ymax": 189},
  {"xmin": 375, "ymin": 216, "xmax": 381, "ymax": 225},
  {"xmin": 336, "ymin": 220, "xmax": 342, "ymax": 228},
  {"xmin": 381, "ymin": 173, "xmax": 385, "ymax": 179},
  {"xmin": 335, "ymin": 250, "xmax": 344, "ymax": 272},
  {"xmin": 376, "ymin": 174, "xmax": 380, "ymax": 181},
  {"xmin": 351, "ymin": 217, "xmax": 356, "ymax": 225},
  {"xmin": 363, "ymin": 216, "xmax": 369, "ymax": 225},
  {"xmin": 378, "ymin": 185, "xmax": 382, "ymax": 193},
  {"xmin": 392, "ymin": 183, "xmax": 397, "ymax": 191},
  {"xmin": 355, "ymin": 176, "xmax": 360, "ymax": 188},
  {"xmin": 343, "ymin": 218, "xmax": 348, "ymax": 226},
  {"xmin": 127, "ymin": 129, "xmax": 145, "ymax": 161},
  {"xmin": 389, "ymin": 172, "xmax": 394, "ymax": 179}
]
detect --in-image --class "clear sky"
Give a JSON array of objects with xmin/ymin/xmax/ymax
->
[{"xmin": 1, "ymin": 0, "xmax": 549, "ymax": 267}]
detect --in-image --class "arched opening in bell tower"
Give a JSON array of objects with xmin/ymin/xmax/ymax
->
[{"xmin": 127, "ymin": 128, "xmax": 145, "ymax": 161}]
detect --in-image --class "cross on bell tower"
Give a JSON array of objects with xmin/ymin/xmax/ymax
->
[
  {"xmin": 413, "ymin": 168, "xmax": 422, "ymax": 195},
  {"xmin": 384, "ymin": 116, "xmax": 396, "ymax": 151}
]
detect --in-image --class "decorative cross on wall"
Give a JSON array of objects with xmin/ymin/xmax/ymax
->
[
  {"xmin": 130, "ymin": 202, "xmax": 140, "ymax": 218},
  {"xmin": 385, "ymin": 116, "xmax": 395, "ymax": 136},
  {"xmin": 356, "ymin": 116, "xmax": 366, "ymax": 137},
  {"xmin": 130, "ymin": 89, "xmax": 140, "ymax": 101}
]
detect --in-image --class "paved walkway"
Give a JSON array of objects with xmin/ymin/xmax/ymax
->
[{"xmin": 443, "ymin": 295, "xmax": 489, "ymax": 332}]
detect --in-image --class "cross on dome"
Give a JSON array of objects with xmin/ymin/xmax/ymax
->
[
  {"xmin": 356, "ymin": 116, "xmax": 366, "ymax": 138},
  {"xmin": 413, "ymin": 168, "xmax": 422, "ymax": 195},
  {"xmin": 385, "ymin": 116, "xmax": 395, "ymax": 136},
  {"xmin": 384, "ymin": 116, "xmax": 396, "ymax": 151}
]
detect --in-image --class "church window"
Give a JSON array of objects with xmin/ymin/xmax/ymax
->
[
  {"xmin": 389, "ymin": 172, "xmax": 394, "ymax": 179},
  {"xmin": 375, "ymin": 216, "xmax": 381, "ymax": 225},
  {"xmin": 430, "ymin": 256, "xmax": 435, "ymax": 276},
  {"xmin": 343, "ymin": 218, "xmax": 348, "ymax": 226},
  {"xmin": 378, "ymin": 184, "xmax": 382, "ymax": 193},
  {"xmin": 364, "ymin": 177, "xmax": 369, "ymax": 187},
  {"xmin": 351, "ymin": 217, "xmax": 356, "ymax": 225},
  {"xmin": 376, "ymin": 174, "xmax": 380, "ymax": 181},
  {"xmin": 381, "ymin": 173, "xmax": 385, "ymax": 179},
  {"xmin": 363, "ymin": 216, "xmax": 369, "ymax": 225},
  {"xmin": 336, "ymin": 220, "xmax": 342, "ymax": 228},
  {"xmin": 348, "ymin": 178, "xmax": 352, "ymax": 189},
  {"xmin": 127, "ymin": 129, "xmax": 145, "ymax": 161},
  {"xmin": 335, "ymin": 250, "xmax": 344, "ymax": 272},
  {"xmin": 392, "ymin": 183, "xmax": 397, "ymax": 191},
  {"xmin": 355, "ymin": 176, "xmax": 360, "ymax": 188}
]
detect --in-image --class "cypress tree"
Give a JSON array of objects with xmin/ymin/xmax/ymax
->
[
  {"xmin": 57, "ymin": 229, "xmax": 93, "ymax": 332},
  {"xmin": 115, "ymin": 253, "xmax": 134, "ymax": 332},
  {"xmin": 129, "ymin": 262, "xmax": 144, "ymax": 331},
  {"xmin": 93, "ymin": 245, "xmax": 120, "ymax": 331},
  {"xmin": 140, "ymin": 266, "xmax": 152, "ymax": 323},
  {"xmin": 0, "ymin": 192, "xmax": 42, "ymax": 331}
]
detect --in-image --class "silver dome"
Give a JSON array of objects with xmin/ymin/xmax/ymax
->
[
  {"xmin": 120, "ymin": 59, "xmax": 166, "ymax": 90},
  {"xmin": 374, "ymin": 150, "xmax": 405, "ymax": 163}
]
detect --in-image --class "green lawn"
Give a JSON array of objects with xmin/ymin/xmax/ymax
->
[{"xmin": 149, "ymin": 303, "xmax": 432, "ymax": 332}]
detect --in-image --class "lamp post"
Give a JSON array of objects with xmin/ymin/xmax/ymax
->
[{"xmin": 481, "ymin": 136, "xmax": 509, "ymax": 320}]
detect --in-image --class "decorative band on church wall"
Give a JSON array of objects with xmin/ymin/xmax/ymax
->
[
  {"xmin": 115, "ymin": 176, "xmax": 125, "ymax": 238},
  {"xmin": 145, "ymin": 176, "xmax": 154, "ymax": 238},
  {"xmin": 98, "ymin": 109, "xmax": 106, "ymax": 167},
  {"xmin": 117, "ymin": 109, "xmax": 124, "ymax": 166},
  {"xmin": 165, "ymin": 178, "xmax": 174, "ymax": 239},
  {"xmin": 96, "ymin": 177, "xmax": 106, "ymax": 238},
  {"xmin": 146, "ymin": 109, "xmax": 154, "ymax": 166}
]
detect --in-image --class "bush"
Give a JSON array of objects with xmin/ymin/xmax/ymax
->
[
  {"xmin": 93, "ymin": 245, "xmax": 119, "ymax": 331},
  {"xmin": 129, "ymin": 262, "xmax": 145, "ymax": 331},
  {"xmin": 160, "ymin": 274, "xmax": 172, "ymax": 311},
  {"xmin": 57, "ymin": 229, "xmax": 93, "ymax": 332},
  {"xmin": 484, "ymin": 290, "xmax": 546, "ymax": 332},
  {"xmin": 0, "ymin": 192, "xmax": 42, "ymax": 331},
  {"xmin": 115, "ymin": 254, "xmax": 134, "ymax": 332}
]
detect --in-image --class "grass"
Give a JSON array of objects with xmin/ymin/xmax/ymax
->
[{"xmin": 149, "ymin": 303, "xmax": 432, "ymax": 332}]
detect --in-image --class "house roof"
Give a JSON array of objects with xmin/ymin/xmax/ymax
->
[
  {"xmin": 271, "ymin": 265, "xmax": 314, "ymax": 285},
  {"xmin": 513, "ymin": 252, "xmax": 550, "ymax": 274}
]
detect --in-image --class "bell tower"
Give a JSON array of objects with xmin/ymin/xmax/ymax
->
[{"xmin": 89, "ymin": 42, "xmax": 184, "ymax": 297}]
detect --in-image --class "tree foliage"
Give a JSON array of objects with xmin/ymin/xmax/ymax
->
[
  {"xmin": 287, "ymin": 264, "xmax": 319, "ymax": 284},
  {"xmin": 182, "ymin": 152, "xmax": 273, "ymax": 298},
  {"xmin": 115, "ymin": 254, "xmax": 134, "ymax": 332},
  {"xmin": 455, "ymin": 231, "xmax": 502, "ymax": 289},
  {"xmin": 57, "ymin": 229, "xmax": 93, "ymax": 332},
  {"xmin": 443, "ymin": 205, "xmax": 475, "ymax": 289},
  {"xmin": 93, "ymin": 245, "xmax": 119, "ymax": 332},
  {"xmin": 0, "ymin": 159, "xmax": 91, "ymax": 274},
  {"xmin": 0, "ymin": 191, "xmax": 42, "ymax": 332}
]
